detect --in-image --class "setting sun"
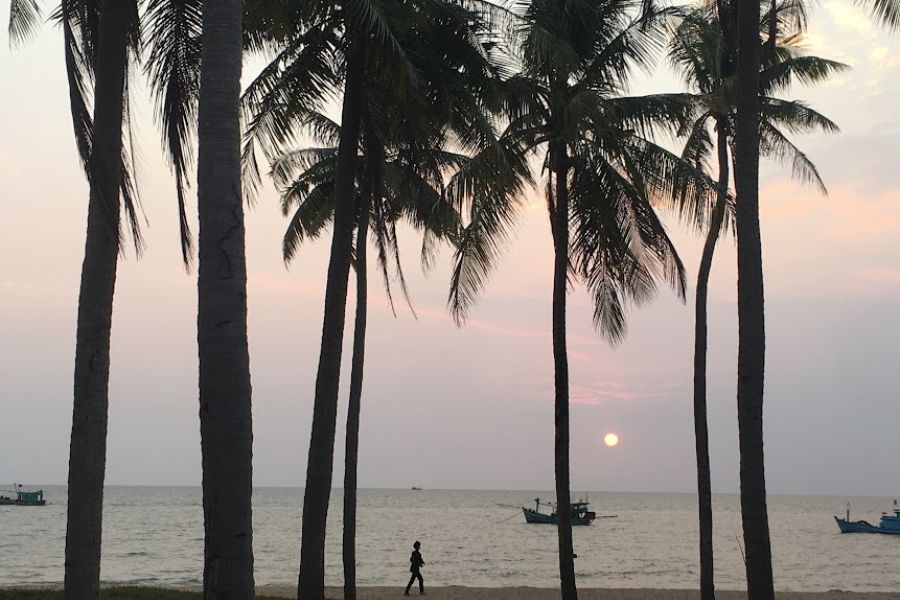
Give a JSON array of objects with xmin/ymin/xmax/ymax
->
[{"xmin": 604, "ymin": 433, "xmax": 619, "ymax": 447}]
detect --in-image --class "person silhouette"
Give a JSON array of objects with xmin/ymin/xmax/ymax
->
[{"xmin": 404, "ymin": 540, "xmax": 425, "ymax": 595}]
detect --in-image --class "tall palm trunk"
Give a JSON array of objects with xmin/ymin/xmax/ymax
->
[
  {"xmin": 552, "ymin": 145, "xmax": 577, "ymax": 600},
  {"xmin": 196, "ymin": 0, "xmax": 255, "ymax": 597},
  {"xmin": 735, "ymin": 0, "xmax": 774, "ymax": 597},
  {"xmin": 63, "ymin": 1, "xmax": 130, "ymax": 597},
  {"xmin": 298, "ymin": 37, "xmax": 366, "ymax": 600},
  {"xmin": 692, "ymin": 118, "xmax": 730, "ymax": 600},
  {"xmin": 343, "ymin": 166, "xmax": 372, "ymax": 600}
]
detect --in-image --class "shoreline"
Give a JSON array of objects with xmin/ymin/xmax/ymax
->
[
  {"xmin": 4, "ymin": 586, "xmax": 899, "ymax": 599},
  {"xmin": 271, "ymin": 587, "xmax": 900, "ymax": 599}
]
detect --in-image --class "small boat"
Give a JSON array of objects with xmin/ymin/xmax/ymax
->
[
  {"xmin": 0, "ymin": 485, "xmax": 46, "ymax": 507},
  {"xmin": 835, "ymin": 502, "xmax": 900, "ymax": 535},
  {"xmin": 411, "ymin": 486, "xmax": 423, "ymax": 491},
  {"xmin": 522, "ymin": 497, "xmax": 596, "ymax": 525}
]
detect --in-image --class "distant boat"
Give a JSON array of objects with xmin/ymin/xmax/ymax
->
[
  {"xmin": 0, "ymin": 485, "xmax": 46, "ymax": 506},
  {"xmin": 522, "ymin": 497, "xmax": 596, "ymax": 525},
  {"xmin": 411, "ymin": 486, "xmax": 423, "ymax": 491},
  {"xmin": 835, "ymin": 501, "xmax": 900, "ymax": 535}
]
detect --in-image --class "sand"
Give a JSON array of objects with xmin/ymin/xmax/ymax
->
[
  {"xmin": 252, "ymin": 587, "xmax": 899, "ymax": 600},
  {"xmin": 3, "ymin": 585, "xmax": 895, "ymax": 599}
]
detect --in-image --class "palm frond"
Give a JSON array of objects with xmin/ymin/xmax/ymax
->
[
  {"xmin": 570, "ymin": 154, "xmax": 686, "ymax": 343},
  {"xmin": 760, "ymin": 97, "xmax": 840, "ymax": 136},
  {"xmin": 120, "ymin": 76, "xmax": 146, "ymax": 257},
  {"xmin": 270, "ymin": 147, "xmax": 338, "ymax": 190},
  {"xmin": 761, "ymin": 53, "xmax": 850, "ymax": 94},
  {"xmin": 8, "ymin": 0, "xmax": 41, "ymax": 46},
  {"xmin": 446, "ymin": 136, "xmax": 529, "ymax": 324},
  {"xmin": 143, "ymin": 0, "xmax": 203, "ymax": 266},
  {"xmin": 240, "ymin": 23, "xmax": 338, "ymax": 200},
  {"xmin": 758, "ymin": 120, "xmax": 828, "ymax": 194},
  {"xmin": 58, "ymin": 0, "xmax": 95, "ymax": 174},
  {"xmin": 679, "ymin": 112, "xmax": 715, "ymax": 170},
  {"xmin": 303, "ymin": 111, "xmax": 342, "ymax": 147},
  {"xmin": 283, "ymin": 182, "xmax": 336, "ymax": 262},
  {"xmin": 855, "ymin": 0, "xmax": 900, "ymax": 30}
]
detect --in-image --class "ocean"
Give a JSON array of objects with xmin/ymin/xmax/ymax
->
[{"xmin": 1, "ymin": 487, "xmax": 897, "ymax": 592}]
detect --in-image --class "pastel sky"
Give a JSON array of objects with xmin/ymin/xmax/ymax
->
[{"xmin": 1, "ymin": 3, "xmax": 898, "ymax": 496}]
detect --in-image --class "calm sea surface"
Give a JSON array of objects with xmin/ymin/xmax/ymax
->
[{"xmin": 1, "ymin": 487, "xmax": 898, "ymax": 591}]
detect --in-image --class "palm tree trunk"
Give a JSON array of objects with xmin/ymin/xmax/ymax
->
[
  {"xmin": 343, "ymin": 166, "xmax": 372, "ymax": 600},
  {"xmin": 196, "ymin": 0, "xmax": 255, "ymax": 597},
  {"xmin": 63, "ymin": 2, "xmax": 129, "ymax": 597},
  {"xmin": 298, "ymin": 37, "xmax": 366, "ymax": 600},
  {"xmin": 735, "ymin": 0, "xmax": 775, "ymax": 597},
  {"xmin": 693, "ymin": 119, "xmax": 730, "ymax": 600},
  {"xmin": 552, "ymin": 145, "xmax": 577, "ymax": 600}
]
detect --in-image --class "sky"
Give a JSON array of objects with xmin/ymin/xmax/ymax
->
[{"xmin": 1, "ymin": 3, "xmax": 899, "ymax": 497}]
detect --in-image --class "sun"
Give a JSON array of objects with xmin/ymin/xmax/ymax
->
[{"xmin": 604, "ymin": 433, "xmax": 619, "ymax": 447}]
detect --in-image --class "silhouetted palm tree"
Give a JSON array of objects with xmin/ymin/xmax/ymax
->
[
  {"xmin": 194, "ymin": 0, "xmax": 255, "ymax": 596},
  {"xmin": 9, "ymin": 1, "xmax": 142, "ymax": 597},
  {"xmin": 449, "ymin": 1, "xmax": 717, "ymax": 598},
  {"xmin": 273, "ymin": 108, "xmax": 476, "ymax": 599},
  {"xmin": 671, "ymin": 5, "xmax": 845, "ymax": 598},
  {"xmin": 143, "ymin": 0, "xmax": 259, "ymax": 592},
  {"xmin": 241, "ymin": 2, "xmax": 521, "ymax": 597},
  {"xmin": 733, "ymin": 0, "xmax": 773, "ymax": 595},
  {"xmin": 66, "ymin": 2, "xmax": 138, "ymax": 597}
]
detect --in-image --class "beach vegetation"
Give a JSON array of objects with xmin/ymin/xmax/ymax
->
[
  {"xmin": 438, "ymin": 0, "xmax": 725, "ymax": 597},
  {"xmin": 671, "ymin": 2, "xmax": 845, "ymax": 597},
  {"xmin": 4, "ymin": 0, "xmax": 858, "ymax": 596}
]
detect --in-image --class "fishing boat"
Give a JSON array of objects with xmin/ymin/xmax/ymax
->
[
  {"xmin": 522, "ymin": 497, "xmax": 596, "ymax": 525},
  {"xmin": 835, "ymin": 501, "xmax": 900, "ymax": 535},
  {"xmin": 0, "ymin": 485, "xmax": 46, "ymax": 506}
]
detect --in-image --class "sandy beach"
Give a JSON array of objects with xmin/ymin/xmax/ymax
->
[
  {"xmin": 251, "ymin": 587, "xmax": 900, "ymax": 600},
  {"xmin": 3, "ymin": 585, "xmax": 897, "ymax": 599}
]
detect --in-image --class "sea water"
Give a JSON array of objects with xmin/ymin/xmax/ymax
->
[{"xmin": 1, "ymin": 487, "xmax": 898, "ymax": 591}]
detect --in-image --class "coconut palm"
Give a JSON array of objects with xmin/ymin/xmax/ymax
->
[
  {"xmin": 448, "ymin": 1, "xmax": 719, "ymax": 597},
  {"xmin": 66, "ymin": 3, "xmax": 139, "ymax": 597},
  {"xmin": 241, "ymin": 2, "xmax": 521, "ymax": 597},
  {"xmin": 238, "ymin": 6, "xmax": 369, "ymax": 594},
  {"xmin": 12, "ymin": 0, "xmax": 255, "ymax": 592},
  {"xmin": 9, "ymin": 1, "xmax": 143, "ymax": 597},
  {"xmin": 193, "ymin": 0, "xmax": 256, "ymax": 596},
  {"xmin": 732, "ymin": 0, "xmax": 773, "ymax": 595},
  {"xmin": 671, "ymin": 5, "xmax": 845, "ymax": 598},
  {"xmin": 272, "ymin": 105, "xmax": 486, "ymax": 598}
]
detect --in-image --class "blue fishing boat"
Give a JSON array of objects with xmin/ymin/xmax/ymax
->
[
  {"xmin": 834, "ymin": 502, "xmax": 900, "ymax": 535},
  {"xmin": 0, "ymin": 485, "xmax": 45, "ymax": 506},
  {"xmin": 522, "ymin": 497, "xmax": 596, "ymax": 525}
]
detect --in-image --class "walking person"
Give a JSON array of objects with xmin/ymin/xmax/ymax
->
[{"xmin": 404, "ymin": 540, "xmax": 425, "ymax": 595}]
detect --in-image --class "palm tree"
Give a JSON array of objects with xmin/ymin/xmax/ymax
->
[
  {"xmin": 194, "ymin": 0, "xmax": 255, "ymax": 596},
  {"xmin": 671, "ymin": 6, "xmax": 845, "ymax": 598},
  {"xmin": 298, "ymin": 31, "xmax": 365, "ymax": 600},
  {"xmin": 12, "ymin": 0, "xmax": 254, "ymax": 593},
  {"xmin": 272, "ymin": 109, "xmax": 469, "ymax": 599},
  {"xmin": 64, "ymin": 2, "xmax": 137, "ymax": 597},
  {"xmin": 241, "ymin": 2, "xmax": 520, "ymax": 596},
  {"xmin": 449, "ymin": 2, "xmax": 718, "ymax": 598},
  {"xmin": 237, "ymin": 6, "xmax": 362, "ymax": 596},
  {"xmin": 9, "ymin": 1, "xmax": 142, "ymax": 597},
  {"xmin": 733, "ymin": 0, "xmax": 773, "ymax": 595}
]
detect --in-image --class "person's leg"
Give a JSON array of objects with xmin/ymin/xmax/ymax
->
[
  {"xmin": 405, "ymin": 572, "xmax": 416, "ymax": 595},
  {"xmin": 417, "ymin": 571, "xmax": 424, "ymax": 593}
]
